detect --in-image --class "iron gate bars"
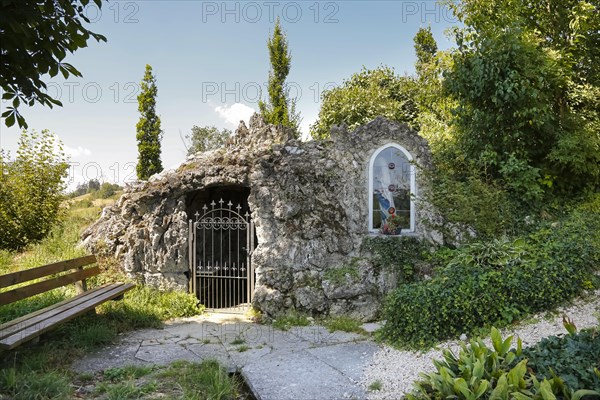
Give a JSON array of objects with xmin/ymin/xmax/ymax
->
[{"xmin": 188, "ymin": 199, "xmax": 255, "ymax": 311}]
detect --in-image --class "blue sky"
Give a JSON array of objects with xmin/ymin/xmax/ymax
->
[{"xmin": 0, "ymin": 1, "xmax": 458, "ymax": 189}]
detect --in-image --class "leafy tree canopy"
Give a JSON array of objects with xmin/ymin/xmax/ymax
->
[
  {"xmin": 186, "ymin": 126, "xmax": 231, "ymax": 156},
  {"xmin": 310, "ymin": 66, "xmax": 419, "ymax": 140},
  {"xmin": 0, "ymin": 130, "xmax": 69, "ymax": 250},
  {"xmin": 444, "ymin": 0, "xmax": 600, "ymax": 198},
  {"xmin": 0, "ymin": 0, "xmax": 106, "ymax": 129}
]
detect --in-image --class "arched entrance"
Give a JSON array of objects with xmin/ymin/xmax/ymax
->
[{"xmin": 187, "ymin": 186, "xmax": 256, "ymax": 311}]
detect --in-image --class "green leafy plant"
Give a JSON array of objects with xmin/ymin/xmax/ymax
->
[
  {"xmin": 362, "ymin": 236, "xmax": 430, "ymax": 282},
  {"xmin": 518, "ymin": 324, "xmax": 600, "ymax": 392},
  {"xmin": 310, "ymin": 66, "xmax": 419, "ymax": 139},
  {"xmin": 409, "ymin": 327, "xmax": 600, "ymax": 400},
  {"xmin": 0, "ymin": 129, "xmax": 69, "ymax": 250},
  {"xmin": 380, "ymin": 198, "xmax": 600, "ymax": 348},
  {"xmin": 323, "ymin": 260, "xmax": 361, "ymax": 285}
]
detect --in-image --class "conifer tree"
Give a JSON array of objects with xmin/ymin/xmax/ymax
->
[
  {"xmin": 136, "ymin": 64, "xmax": 163, "ymax": 180},
  {"xmin": 258, "ymin": 18, "xmax": 300, "ymax": 135}
]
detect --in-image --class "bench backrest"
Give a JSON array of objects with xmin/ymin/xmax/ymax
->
[{"xmin": 0, "ymin": 255, "xmax": 98, "ymax": 306}]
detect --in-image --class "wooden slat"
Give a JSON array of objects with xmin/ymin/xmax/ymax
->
[
  {"xmin": 0, "ymin": 285, "xmax": 110, "ymax": 335},
  {"xmin": 0, "ymin": 255, "xmax": 97, "ymax": 289},
  {"xmin": 0, "ymin": 266, "xmax": 100, "ymax": 306},
  {"xmin": 0, "ymin": 283, "xmax": 135, "ymax": 350}
]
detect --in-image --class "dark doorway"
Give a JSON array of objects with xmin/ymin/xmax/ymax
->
[{"xmin": 187, "ymin": 186, "xmax": 256, "ymax": 310}]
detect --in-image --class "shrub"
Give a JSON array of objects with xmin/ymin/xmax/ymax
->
[
  {"xmin": 0, "ymin": 129, "xmax": 69, "ymax": 250},
  {"xmin": 519, "ymin": 326, "xmax": 600, "ymax": 392},
  {"xmin": 408, "ymin": 327, "xmax": 600, "ymax": 400},
  {"xmin": 361, "ymin": 236, "xmax": 430, "ymax": 282},
  {"xmin": 418, "ymin": 168, "xmax": 516, "ymax": 244},
  {"xmin": 99, "ymin": 285, "xmax": 203, "ymax": 328},
  {"xmin": 380, "ymin": 198, "xmax": 600, "ymax": 348}
]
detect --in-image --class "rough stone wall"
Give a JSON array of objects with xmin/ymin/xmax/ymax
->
[{"xmin": 83, "ymin": 115, "xmax": 433, "ymax": 321}]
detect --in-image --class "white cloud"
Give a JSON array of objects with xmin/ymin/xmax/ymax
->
[
  {"xmin": 214, "ymin": 103, "xmax": 255, "ymax": 127},
  {"xmin": 64, "ymin": 145, "xmax": 92, "ymax": 158}
]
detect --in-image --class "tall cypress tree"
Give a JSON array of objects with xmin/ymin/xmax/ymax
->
[
  {"xmin": 258, "ymin": 18, "xmax": 300, "ymax": 134},
  {"xmin": 136, "ymin": 64, "xmax": 163, "ymax": 180}
]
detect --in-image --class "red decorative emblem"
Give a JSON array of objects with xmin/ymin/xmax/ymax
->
[
  {"xmin": 388, "ymin": 207, "xmax": 396, "ymax": 215},
  {"xmin": 388, "ymin": 184, "xmax": 396, "ymax": 192}
]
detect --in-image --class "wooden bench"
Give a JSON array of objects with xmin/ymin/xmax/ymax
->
[{"xmin": 0, "ymin": 255, "xmax": 135, "ymax": 350}]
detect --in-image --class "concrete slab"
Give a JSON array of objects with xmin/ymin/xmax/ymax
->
[
  {"xmin": 242, "ymin": 350, "xmax": 366, "ymax": 400},
  {"xmin": 305, "ymin": 341, "xmax": 380, "ymax": 382},
  {"xmin": 135, "ymin": 342, "xmax": 199, "ymax": 364},
  {"xmin": 361, "ymin": 322, "xmax": 383, "ymax": 334},
  {"xmin": 186, "ymin": 342, "xmax": 235, "ymax": 370},
  {"xmin": 228, "ymin": 344, "xmax": 273, "ymax": 368},
  {"xmin": 71, "ymin": 315, "xmax": 375, "ymax": 399},
  {"xmin": 71, "ymin": 342, "xmax": 145, "ymax": 373},
  {"xmin": 289, "ymin": 325, "xmax": 368, "ymax": 346}
]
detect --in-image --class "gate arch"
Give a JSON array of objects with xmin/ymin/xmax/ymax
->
[{"xmin": 188, "ymin": 198, "xmax": 255, "ymax": 311}]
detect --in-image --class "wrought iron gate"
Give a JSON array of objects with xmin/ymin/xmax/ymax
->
[{"xmin": 188, "ymin": 199, "xmax": 255, "ymax": 311}]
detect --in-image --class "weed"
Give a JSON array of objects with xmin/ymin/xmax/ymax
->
[
  {"xmin": 237, "ymin": 345, "xmax": 250, "ymax": 352},
  {"xmin": 323, "ymin": 260, "xmax": 361, "ymax": 285},
  {"xmin": 230, "ymin": 336, "xmax": 245, "ymax": 345},
  {"xmin": 0, "ymin": 370, "xmax": 72, "ymax": 399},
  {"xmin": 103, "ymin": 365, "xmax": 156, "ymax": 382},
  {"xmin": 368, "ymin": 380, "xmax": 383, "ymax": 391},
  {"xmin": 272, "ymin": 311, "xmax": 311, "ymax": 331},
  {"xmin": 96, "ymin": 379, "xmax": 157, "ymax": 399},
  {"xmin": 322, "ymin": 316, "xmax": 367, "ymax": 335},
  {"xmin": 159, "ymin": 359, "xmax": 239, "ymax": 399}
]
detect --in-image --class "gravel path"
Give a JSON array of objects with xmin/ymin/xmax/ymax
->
[{"xmin": 360, "ymin": 290, "xmax": 600, "ymax": 399}]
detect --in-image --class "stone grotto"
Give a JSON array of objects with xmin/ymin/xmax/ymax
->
[{"xmin": 83, "ymin": 114, "xmax": 435, "ymax": 321}]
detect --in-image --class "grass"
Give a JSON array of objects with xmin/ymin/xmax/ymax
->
[
  {"xmin": 230, "ymin": 336, "xmax": 246, "ymax": 345},
  {"xmin": 236, "ymin": 344, "xmax": 250, "ymax": 352},
  {"xmin": 368, "ymin": 380, "xmax": 383, "ymax": 391},
  {"xmin": 158, "ymin": 359, "xmax": 241, "ymax": 399},
  {"xmin": 0, "ymin": 194, "xmax": 206, "ymax": 399},
  {"xmin": 0, "ymin": 369, "xmax": 73, "ymax": 400},
  {"xmin": 272, "ymin": 311, "xmax": 311, "ymax": 331},
  {"xmin": 322, "ymin": 316, "xmax": 368, "ymax": 335}
]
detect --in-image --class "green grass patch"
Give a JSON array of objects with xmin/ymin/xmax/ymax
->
[
  {"xmin": 323, "ymin": 260, "xmax": 361, "ymax": 285},
  {"xmin": 272, "ymin": 311, "xmax": 311, "ymax": 331},
  {"xmin": 0, "ymin": 369, "xmax": 72, "ymax": 400},
  {"xmin": 368, "ymin": 380, "xmax": 383, "ymax": 391},
  {"xmin": 158, "ymin": 359, "xmax": 240, "ymax": 399},
  {"xmin": 236, "ymin": 345, "xmax": 250, "ymax": 352},
  {"xmin": 322, "ymin": 316, "xmax": 367, "ymax": 335},
  {"xmin": 230, "ymin": 336, "xmax": 245, "ymax": 345}
]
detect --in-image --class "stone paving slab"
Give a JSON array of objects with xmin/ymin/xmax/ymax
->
[
  {"xmin": 242, "ymin": 350, "xmax": 366, "ymax": 400},
  {"xmin": 70, "ymin": 313, "xmax": 382, "ymax": 399},
  {"xmin": 305, "ymin": 341, "xmax": 380, "ymax": 383}
]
